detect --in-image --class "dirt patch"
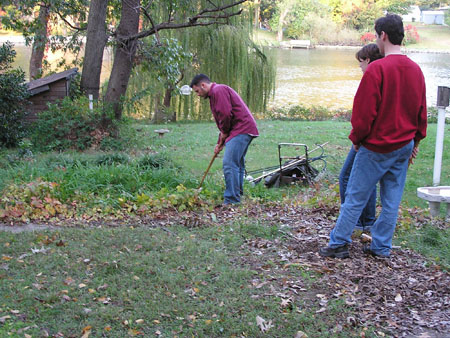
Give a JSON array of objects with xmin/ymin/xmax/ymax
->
[{"xmin": 0, "ymin": 222, "xmax": 56, "ymax": 233}]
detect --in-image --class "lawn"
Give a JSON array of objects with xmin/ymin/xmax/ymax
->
[{"xmin": 0, "ymin": 120, "xmax": 449, "ymax": 337}]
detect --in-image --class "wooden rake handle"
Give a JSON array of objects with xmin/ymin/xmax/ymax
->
[{"xmin": 198, "ymin": 152, "xmax": 219, "ymax": 189}]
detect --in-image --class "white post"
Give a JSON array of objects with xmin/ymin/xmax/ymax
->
[
  {"xmin": 432, "ymin": 107, "xmax": 446, "ymax": 186},
  {"xmin": 89, "ymin": 94, "xmax": 94, "ymax": 111},
  {"xmin": 429, "ymin": 86, "xmax": 450, "ymax": 216}
]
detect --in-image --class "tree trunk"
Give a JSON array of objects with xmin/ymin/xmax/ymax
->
[
  {"xmin": 254, "ymin": 0, "xmax": 260, "ymax": 28},
  {"xmin": 81, "ymin": 0, "xmax": 109, "ymax": 99},
  {"xmin": 153, "ymin": 93, "xmax": 165, "ymax": 123},
  {"xmin": 163, "ymin": 87, "xmax": 176, "ymax": 122},
  {"xmin": 29, "ymin": 5, "xmax": 49, "ymax": 80},
  {"xmin": 277, "ymin": 4, "xmax": 291, "ymax": 42},
  {"xmin": 104, "ymin": 0, "xmax": 140, "ymax": 120}
]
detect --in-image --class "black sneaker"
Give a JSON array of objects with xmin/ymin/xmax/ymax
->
[
  {"xmin": 318, "ymin": 245, "xmax": 349, "ymax": 259},
  {"xmin": 362, "ymin": 245, "xmax": 389, "ymax": 258}
]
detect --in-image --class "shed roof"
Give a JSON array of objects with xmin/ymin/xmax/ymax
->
[
  {"xmin": 27, "ymin": 68, "xmax": 78, "ymax": 91},
  {"xmin": 422, "ymin": 10, "xmax": 445, "ymax": 15}
]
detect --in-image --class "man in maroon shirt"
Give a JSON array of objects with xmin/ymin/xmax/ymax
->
[
  {"xmin": 319, "ymin": 14, "xmax": 427, "ymax": 258},
  {"xmin": 190, "ymin": 74, "xmax": 259, "ymax": 205}
]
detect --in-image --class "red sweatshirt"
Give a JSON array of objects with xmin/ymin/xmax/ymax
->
[
  {"xmin": 349, "ymin": 54, "xmax": 427, "ymax": 153},
  {"xmin": 208, "ymin": 83, "xmax": 259, "ymax": 144}
]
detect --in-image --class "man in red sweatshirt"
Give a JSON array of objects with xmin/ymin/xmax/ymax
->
[
  {"xmin": 190, "ymin": 74, "xmax": 259, "ymax": 205},
  {"xmin": 319, "ymin": 14, "xmax": 427, "ymax": 258}
]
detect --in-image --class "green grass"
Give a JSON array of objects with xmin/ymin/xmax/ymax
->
[
  {"xmin": 0, "ymin": 119, "xmax": 448, "ymax": 336},
  {"xmin": 0, "ymin": 225, "xmax": 363, "ymax": 337},
  {"xmin": 1, "ymin": 120, "xmax": 448, "ymax": 212},
  {"xmin": 396, "ymin": 225, "xmax": 450, "ymax": 269},
  {"xmin": 139, "ymin": 120, "xmax": 449, "ymax": 211}
]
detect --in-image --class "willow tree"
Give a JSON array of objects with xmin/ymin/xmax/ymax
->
[
  {"xmin": 126, "ymin": 5, "xmax": 276, "ymax": 122},
  {"xmin": 102, "ymin": 0, "xmax": 248, "ymax": 120}
]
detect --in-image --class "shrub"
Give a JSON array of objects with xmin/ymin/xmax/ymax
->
[
  {"xmin": 360, "ymin": 32, "xmax": 376, "ymax": 44},
  {"xmin": 95, "ymin": 153, "xmax": 130, "ymax": 166},
  {"xmin": 30, "ymin": 96, "xmax": 128, "ymax": 152},
  {"xmin": 427, "ymin": 106, "xmax": 450, "ymax": 124},
  {"xmin": 0, "ymin": 42, "xmax": 30, "ymax": 147},
  {"xmin": 136, "ymin": 153, "xmax": 174, "ymax": 169},
  {"xmin": 266, "ymin": 105, "xmax": 351, "ymax": 121},
  {"xmin": 404, "ymin": 24, "xmax": 420, "ymax": 45}
]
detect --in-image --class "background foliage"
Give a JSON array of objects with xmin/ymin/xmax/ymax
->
[{"xmin": 0, "ymin": 42, "xmax": 29, "ymax": 147}]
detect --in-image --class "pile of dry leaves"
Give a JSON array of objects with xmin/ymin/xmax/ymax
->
[{"xmin": 169, "ymin": 203, "xmax": 448, "ymax": 337}]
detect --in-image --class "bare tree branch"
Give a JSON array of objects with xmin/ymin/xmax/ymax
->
[
  {"xmin": 53, "ymin": 10, "xmax": 86, "ymax": 31},
  {"xmin": 141, "ymin": 7, "xmax": 161, "ymax": 44},
  {"xmin": 123, "ymin": 0, "xmax": 247, "ymax": 43}
]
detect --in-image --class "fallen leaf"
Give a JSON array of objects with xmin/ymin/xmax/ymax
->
[
  {"xmin": 294, "ymin": 331, "xmax": 308, "ymax": 338},
  {"xmin": 256, "ymin": 315, "xmax": 274, "ymax": 333},
  {"xmin": 81, "ymin": 325, "xmax": 92, "ymax": 338},
  {"xmin": 395, "ymin": 294, "xmax": 403, "ymax": 302},
  {"xmin": 280, "ymin": 297, "xmax": 292, "ymax": 308},
  {"xmin": 315, "ymin": 307, "xmax": 326, "ymax": 313},
  {"xmin": 135, "ymin": 319, "xmax": 144, "ymax": 324},
  {"xmin": 0, "ymin": 315, "xmax": 11, "ymax": 323}
]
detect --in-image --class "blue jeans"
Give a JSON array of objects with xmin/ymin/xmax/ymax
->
[
  {"xmin": 339, "ymin": 146, "xmax": 377, "ymax": 229},
  {"xmin": 223, "ymin": 134, "xmax": 253, "ymax": 204},
  {"xmin": 329, "ymin": 140, "xmax": 414, "ymax": 256}
]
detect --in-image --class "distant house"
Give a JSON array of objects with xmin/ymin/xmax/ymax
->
[
  {"xmin": 26, "ymin": 68, "xmax": 78, "ymax": 121},
  {"xmin": 402, "ymin": 5, "xmax": 421, "ymax": 22},
  {"xmin": 421, "ymin": 11, "xmax": 445, "ymax": 25}
]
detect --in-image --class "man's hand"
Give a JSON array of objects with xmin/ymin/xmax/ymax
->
[
  {"xmin": 353, "ymin": 144, "xmax": 360, "ymax": 152},
  {"xmin": 409, "ymin": 145, "xmax": 419, "ymax": 166},
  {"xmin": 214, "ymin": 143, "xmax": 224, "ymax": 154},
  {"xmin": 214, "ymin": 132, "xmax": 228, "ymax": 154}
]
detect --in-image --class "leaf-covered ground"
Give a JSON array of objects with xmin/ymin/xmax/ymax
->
[{"xmin": 1, "ymin": 202, "xmax": 449, "ymax": 337}]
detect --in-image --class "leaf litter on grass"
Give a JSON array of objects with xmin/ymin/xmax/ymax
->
[
  {"xmin": 1, "ymin": 201, "xmax": 448, "ymax": 337},
  {"xmin": 222, "ymin": 203, "xmax": 449, "ymax": 337}
]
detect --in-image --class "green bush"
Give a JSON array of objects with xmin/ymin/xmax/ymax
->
[
  {"xmin": 30, "ymin": 96, "xmax": 130, "ymax": 152},
  {"xmin": 427, "ymin": 106, "xmax": 450, "ymax": 124},
  {"xmin": 95, "ymin": 153, "xmax": 130, "ymax": 166},
  {"xmin": 0, "ymin": 42, "xmax": 30, "ymax": 147},
  {"xmin": 137, "ymin": 152, "xmax": 174, "ymax": 169},
  {"xmin": 266, "ymin": 105, "xmax": 351, "ymax": 121}
]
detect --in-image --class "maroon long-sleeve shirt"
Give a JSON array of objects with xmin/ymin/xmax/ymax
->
[
  {"xmin": 350, "ymin": 54, "xmax": 427, "ymax": 153},
  {"xmin": 208, "ymin": 83, "xmax": 259, "ymax": 143}
]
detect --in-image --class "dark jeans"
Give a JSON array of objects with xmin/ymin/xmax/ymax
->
[
  {"xmin": 222, "ymin": 134, "xmax": 253, "ymax": 204},
  {"xmin": 339, "ymin": 146, "xmax": 376, "ymax": 229},
  {"xmin": 331, "ymin": 141, "xmax": 413, "ymax": 256}
]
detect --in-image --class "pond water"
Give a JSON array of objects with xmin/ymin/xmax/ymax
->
[
  {"xmin": 11, "ymin": 43, "xmax": 450, "ymax": 110},
  {"xmin": 272, "ymin": 47, "xmax": 450, "ymax": 110}
]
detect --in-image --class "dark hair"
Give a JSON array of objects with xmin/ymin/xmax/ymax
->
[
  {"xmin": 374, "ymin": 14, "xmax": 404, "ymax": 45},
  {"xmin": 355, "ymin": 43, "xmax": 383, "ymax": 63},
  {"xmin": 190, "ymin": 74, "xmax": 211, "ymax": 88}
]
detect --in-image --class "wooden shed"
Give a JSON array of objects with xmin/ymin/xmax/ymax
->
[{"xmin": 26, "ymin": 68, "xmax": 78, "ymax": 121}]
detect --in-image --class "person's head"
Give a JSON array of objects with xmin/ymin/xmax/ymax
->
[
  {"xmin": 374, "ymin": 14, "xmax": 404, "ymax": 54},
  {"xmin": 190, "ymin": 74, "xmax": 212, "ymax": 98},
  {"xmin": 355, "ymin": 43, "xmax": 383, "ymax": 73}
]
